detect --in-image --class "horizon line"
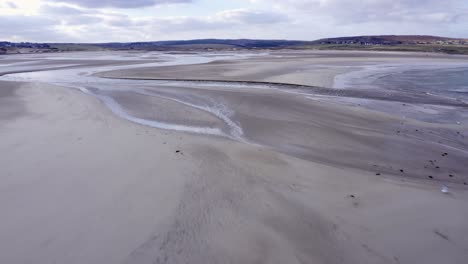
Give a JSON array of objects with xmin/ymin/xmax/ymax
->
[{"xmin": 2, "ymin": 34, "xmax": 468, "ymax": 44}]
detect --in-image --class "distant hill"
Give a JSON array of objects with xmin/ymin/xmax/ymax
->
[
  {"xmin": 1, "ymin": 35, "xmax": 467, "ymax": 54},
  {"xmin": 0, "ymin": 41, "xmax": 54, "ymax": 54},
  {"xmin": 90, "ymin": 39, "xmax": 308, "ymax": 50},
  {"xmin": 312, "ymin": 35, "xmax": 468, "ymax": 45}
]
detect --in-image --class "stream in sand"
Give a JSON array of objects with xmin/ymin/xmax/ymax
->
[
  {"xmin": 1, "ymin": 51, "xmax": 468, "ymax": 139},
  {"xmin": 1, "ymin": 51, "xmax": 468, "ymax": 181},
  {"xmin": 0, "ymin": 52, "xmax": 266, "ymax": 140},
  {"xmin": 2, "ymin": 51, "xmax": 468, "ymax": 264}
]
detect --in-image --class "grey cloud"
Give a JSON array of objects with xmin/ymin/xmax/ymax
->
[
  {"xmin": 219, "ymin": 9, "xmax": 290, "ymax": 24},
  {"xmin": 39, "ymin": 4, "xmax": 89, "ymax": 15},
  {"xmin": 147, "ymin": 10, "xmax": 289, "ymax": 33},
  {"xmin": 65, "ymin": 15, "xmax": 104, "ymax": 25},
  {"xmin": 0, "ymin": 15, "xmax": 63, "ymax": 42},
  {"xmin": 106, "ymin": 15, "xmax": 137, "ymax": 27},
  {"xmin": 0, "ymin": 12, "xmax": 141, "ymax": 42},
  {"xmin": 47, "ymin": 0, "xmax": 193, "ymax": 9},
  {"xmin": 2, "ymin": 7, "xmax": 283, "ymax": 42},
  {"xmin": 2, "ymin": 0, "xmax": 465, "ymax": 43},
  {"xmin": 6, "ymin": 1, "xmax": 17, "ymax": 8},
  {"xmin": 268, "ymin": 0, "xmax": 467, "ymax": 25},
  {"xmin": 39, "ymin": 4, "xmax": 105, "ymax": 26}
]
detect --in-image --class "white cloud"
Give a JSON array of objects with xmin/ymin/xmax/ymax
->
[
  {"xmin": 259, "ymin": 0, "xmax": 467, "ymax": 24},
  {"xmin": 47, "ymin": 0, "xmax": 193, "ymax": 9},
  {"xmin": 0, "ymin": 0, "xmax": 466, "ymax": 42}
]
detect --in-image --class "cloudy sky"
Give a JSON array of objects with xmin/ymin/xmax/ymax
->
[{"xmin": 1, "ymin": 0, "xmax": 467, "ymax": 42}]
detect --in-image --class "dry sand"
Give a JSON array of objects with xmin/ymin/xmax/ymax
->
[{"xmin": 1, "ymin": 51, "xmax": 468, "ymax": 264}]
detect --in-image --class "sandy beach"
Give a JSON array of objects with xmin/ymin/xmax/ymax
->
[{"xmin": 1, "ymin": 50, "xmax": 468, "ymax": 264}]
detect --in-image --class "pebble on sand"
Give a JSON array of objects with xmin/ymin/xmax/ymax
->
[{"xmin": 441, "ymin": 186, "xmax": 449, "ymax": 194}]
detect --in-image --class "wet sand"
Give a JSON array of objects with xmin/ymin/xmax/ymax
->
[
  {"xmin": 98, "ymin": 50, "xmax": 468, "ymax": 123},
  {"xmin": 98, "ymin": 50, "xmax": 468, "ymax": 88},
  {"xmin": 0, "ymin": 81, "xmax": 25, "ymax": 122},
  {"xmin": 1, "ymin": 51, "xmax": 468, "ymax": 264}
]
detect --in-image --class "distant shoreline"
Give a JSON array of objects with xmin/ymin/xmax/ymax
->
[
  {"xmin": 2, "ymin": 45, "xmax": 468, "ymax": 56},
  {"xmin": 2, "ymin": 35, "xmax": 468, "ymax": 55}
]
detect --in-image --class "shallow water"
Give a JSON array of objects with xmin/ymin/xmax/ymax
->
[
  {"xmin": 0, "ymin": 52, "xmax": 266, "ymax": 139},
  {"xmin": 1, "ymin": 51, "xmax": 468, "ymax": 136},
  {"xmin": 334, "ymin": 63, "xmax": 468, "ymax": 102},
  {"xmin": 374, "ymin": 67, "xmax": 468, "ymax": 101},
  {"xmin": 1, "ymin": 51, "xmax": 468, "ymax": 179}
]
